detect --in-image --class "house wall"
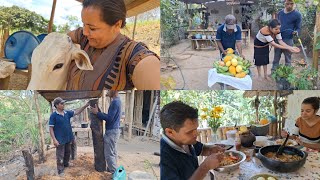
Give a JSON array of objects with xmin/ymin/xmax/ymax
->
[
  {"xmin": 285, "ymin": 90, "xmax": 320, "ymax": 133},
  {"xmin": 206, "ymin": 2, "xmax": 273, "ymax": 37},
  {"xmin": 206, "ymin": 2, "xmax": 242, "ymax": 28}
]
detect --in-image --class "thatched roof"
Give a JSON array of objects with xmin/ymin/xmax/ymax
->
[
  {"xmin": 243, "ymin": 90, "xmax": 293, "ymax": 98},
  {"xmin": 38, "ymin": 90, "xmax": 102, "ymax": 102},
  {"xmin": 75, "ymin": 0, "xmax": 159, "ymax": 17}
]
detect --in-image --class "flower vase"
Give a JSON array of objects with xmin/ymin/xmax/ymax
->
[{"xmin": 211, "ymin": 128, "xmax": 219, "ymax": 143}]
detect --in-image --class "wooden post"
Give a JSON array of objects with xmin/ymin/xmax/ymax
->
[
  {"xmin": 125, "ymin": 91, "xmax": 130, "ymax": 125},
  {"xmin": 102, "ymin": 90, "xmax": 107, "ymax": 135},
  {"xmin": 48, "ymin": 0, "xmax": 57, "ymax": 33},
  {"xmin": 255, "ymin": 91, "xmax": 260, "ymax": 124},
  {"xmin": 89, "ymin": 99, "xmax": 106, "ymax": 172},
  {"xmin": 143, "ymin": 95, "xmax": 158, "ymax": 137},
  {"xmin": 128, "ymin": 90, "xmax": 135, "ymax": 140},
  {"xmin": 132, "ymin": 16, "xmax": 138, "ymax": 40},
  {"xmin": 49, "ymin": 101, "xmax": 54, "ymax": 146},
  {"xmin": 22, "ymin": 150, "xmax": 35, "ymax": 180},
  {"xmin": 34, "ymin": 91, "xmax": 46, "ymax": 163},
  {"xmin": 313, "ymin": 11, "xmax": 320, "ymax": 70},
  {"xmin": 134, "ymin": 91, "xmax": 143, "ymax": 127},
  {"xmin": 273, "ymin": 91, "xmax": 278, "ymax": 137}
]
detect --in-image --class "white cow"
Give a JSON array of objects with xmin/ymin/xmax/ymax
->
[{"xmin": 27, "ymin": 32, "xmax": 93, "ymax": 90}]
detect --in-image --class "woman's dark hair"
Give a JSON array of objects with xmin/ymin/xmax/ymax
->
[
  {"xmin": 83, "ymin": 0, "xmax": 126, "ymax": 28},
  {"xmin": 268, "ymin": 19, "xmax": 281, "ymax": 29},
  {"xmin": 302, "ymin": 97, "xmax": 320, "ymax": 111},
  {"xmin": 160, "ymin": 101, "xmax": 198, "ymax": 132}
]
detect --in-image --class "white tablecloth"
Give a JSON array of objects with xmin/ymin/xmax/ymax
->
[{"xmin": 208, "ymin": 68, "xmax": 252, "ymax": 90}]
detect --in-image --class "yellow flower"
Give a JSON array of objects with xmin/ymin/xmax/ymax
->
[
  {"xmin": 213, "ymin": 106, "xmax": 223, "ymax": 114},
  {"xmin": 215, "ymin": 114, "xmax": 221, "ymax": 119},
  {"xmin": 201, "ymin": 107, "xmax": 208, "ymax": 112},
  {"xmin": 200, "ymin": 114, "xmax": 207, "ymax": 120}
]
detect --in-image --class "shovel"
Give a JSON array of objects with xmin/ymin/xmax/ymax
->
[{"xmin": 295, "ymin": 32, "xmax": 310, "ymax": 65}]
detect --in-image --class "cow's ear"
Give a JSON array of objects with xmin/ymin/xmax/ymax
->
[{"xmin": 71, "ymin": 49, "xmax": 93, "ymax": 70}]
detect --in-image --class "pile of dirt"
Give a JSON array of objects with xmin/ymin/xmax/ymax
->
[
  {"xmin": 2, "ymin": 136, "xmax": 160, "ymax": 180},
  {"xmin": 16, "ymin": 151, "xmax": 112, "ymax": 180}
]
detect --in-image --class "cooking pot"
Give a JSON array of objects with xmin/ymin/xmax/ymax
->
[
  {"xmin": 81, "ymin": 123, "xmax": 89, "ymax": 128},
  {"xmin": 240, "ymin": 131, "xmax": 256, "ymax": 147},
  {"xmin": 256, "ymin": 145, "xmax": 307, "ymax": 172},
  {"xmin": 251, "ymin": 123, "xmax": 270, "ymax": 136}
]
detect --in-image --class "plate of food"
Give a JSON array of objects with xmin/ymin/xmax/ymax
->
[
  {"xmin": 249, "ymin": 173, "xmax": 278, "ymax": 180},
  {"xmin": 275, "ymin": 139, "xmax": 298, "ymax": 146},
  {"xmin": 214, "ymin": 150, "xmax": 246, "ymax": 172}
]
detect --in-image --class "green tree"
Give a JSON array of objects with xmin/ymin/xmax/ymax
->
[
  {"xmin": 0, "ymin": 5, "xmax": 51, "ymax": 34},
  {"xmin": 57, "ymin": 15, "xmax": 81, "ymax": 33}
]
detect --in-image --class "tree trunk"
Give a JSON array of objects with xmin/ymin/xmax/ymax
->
[
  {"xmin": 22, "ymin": 150, "xmax": 35, "ymax": 180},
  {"xmin": 34, "ymin": 91, "xmax": 46, "ymax": 163},
  {"xmin": 89, "ymin": 100, "xmax": 106, "ymax": 172}
]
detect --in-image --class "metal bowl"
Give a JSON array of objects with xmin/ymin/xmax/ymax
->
[
  {"xmin": 214, "ymin": 150, "xmax": 246, "ymax": 172},
  {"xmin": 256, "ymin": 145, "xmax": 307, "ymax": 172}
]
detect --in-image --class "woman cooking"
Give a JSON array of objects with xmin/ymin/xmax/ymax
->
[
  {"xmin": 282, "ymin": 97, "xmax": 320, "ymax": 151},
  {"xmin": 67, "ymin": 0, "xmax": 160, "ymax": 90},
  {"xmin": 253, "ymin": 19, "xmax": 300, "ymax": 79}
]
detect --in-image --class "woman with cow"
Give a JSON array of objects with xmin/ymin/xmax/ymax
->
[{"xmin": 67, "ymin": 0, "xmax": 160, "ymax": 90}]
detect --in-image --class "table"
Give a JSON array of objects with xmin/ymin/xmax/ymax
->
[
  {"xmin": 187, "ymin": 29, "xmax": 217, "ymax": 50},
  {"xmin": 208, "ymin": 68, "xmax": 252, "ymax": 90},
  {"xmin": 207, "ymin": 140, "xmax": 320, "ymax": 180}
]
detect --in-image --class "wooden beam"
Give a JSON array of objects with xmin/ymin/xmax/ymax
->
[
  {"xmin": 102, "ymin": 90, "xmax": 106, "ymax": 135},
  {"xmin": 143, "ymin": 94, "xmax": 158, "ymax": 137},
  {"xmin": 34, "ymin": 91, "xmax": 46, "ymax": 163},
  {"xmin": 273, "ymin": 91, "xmax": 278, "ymax": 137},
  {"xmin": 132, "ymin": 16, "xmax": 138, "ymax": 40},
  {"xmin": 22, "ymin": 150, "xmax": 35, "ymax": 180},
  {"xmin": 128, "ymin": 90, "xmax": 135, "ymax": 140},
  {"xmin": 49, "ymin": 101, "xmax": 53, "ymax": 146},
  {"xmin": 126, "ymin": 0, "xmax": 149, "ymax": 11},
  {"xmin": 48, "ymin": 0, "xmax": 57, "ymax": 33}
]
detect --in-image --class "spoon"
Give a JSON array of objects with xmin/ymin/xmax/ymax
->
[{"xmin": 276, "ymin": 133, "xmax": 290, "ymax": 157}]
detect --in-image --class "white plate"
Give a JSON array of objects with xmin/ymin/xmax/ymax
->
[
  {"xmin": 255, "ymin": 136, "xmax": 268, "ymax": 142},
  {"xmin": 275, "ymin": 139, "xmax": 298, "ymax": 146}
]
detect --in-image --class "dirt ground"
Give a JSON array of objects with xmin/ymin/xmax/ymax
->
[
  {"xmin": 0, "ymin": 135, "xmax": 160, "ymax": 180},
  {"xmin": 161, "ymin": 39, "xmax": 311, "ymax": 90}
]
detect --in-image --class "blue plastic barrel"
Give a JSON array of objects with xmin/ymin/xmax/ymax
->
[
  {"xmin": 37, "ymin": 33, "xmax": 48, "ymax": 43},
  {"xmin": 4, "ymin": 30, "xmax": 40, "ymax": 69}
]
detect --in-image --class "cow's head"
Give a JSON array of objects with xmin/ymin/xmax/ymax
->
[{"xmin": 27, "ymin": 32, "xmax": 93, "ymax": 90}]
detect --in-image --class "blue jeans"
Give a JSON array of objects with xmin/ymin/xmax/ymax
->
[
  {"xmin": 272, "ymin": 39, "xmax": 293, "ymax": 72},
  {"xmin": 104, "ymin": 129, "xmax": 120, "ymax": 173}
]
